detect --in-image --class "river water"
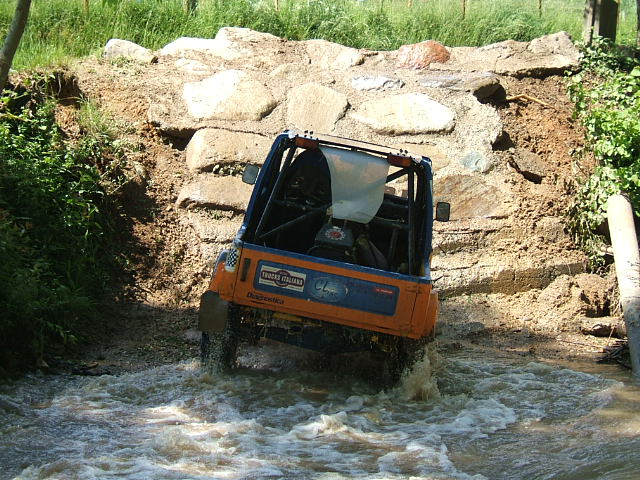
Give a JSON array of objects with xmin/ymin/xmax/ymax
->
[{"xmin": 1, "ymin": 343, "xmax": 639, "ymax": 480}]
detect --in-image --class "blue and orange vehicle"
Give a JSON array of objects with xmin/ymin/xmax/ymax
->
[{"xmin": 199, "ymin": 129, "xmax": 450, "ymax": 382}]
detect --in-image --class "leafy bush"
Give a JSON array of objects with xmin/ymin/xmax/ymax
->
[
  {"xmin": 0, "ymin": 78, "xmax": 124, "ymax": 374},
  {"xmin": 567, "ymin": 38, "xmax": 640, "ymax": 268}
]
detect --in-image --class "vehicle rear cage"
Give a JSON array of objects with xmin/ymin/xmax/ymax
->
[{"xmin": 247, "ymin": 130, "xmax": 432, "ymax": 276}]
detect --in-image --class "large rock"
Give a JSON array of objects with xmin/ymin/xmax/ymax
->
[
  {"xmin": 286, "ymin": 83, "xmax": 349, "ymax": 133},
  {"xmin": 433, "ymin": 174, "xmax": 511, "ymax": 219},
  {"xmin": 183, "ymin": 70, "xmax": 277, "ymax": 121},
  {"xmin": 351, "ymin": 75, "xmax": 404, "ymax": 91},
  {"xmin": 176, "ymin": 176, "xmax": 252, "ymax": 211},
  {"xmin": 394, "ymin": 143, "xmax": 450, "ymax": 172},
  {"xmin": 306, "ymin": 39, "xmax": 364, "ymax": 70},
  {"xmin": 420, "ymin": 72, "xmax": 502, "ymax": 100},
  {"xmin": 459, "ymin": 151, "xmax": 492, "ymax": 173},
  {"xmin": 431, "ymin": 253, "xmax": 585, "ymax": 295},
  {"xmin": 159, "ymin": 37, "xmax": 243, "ymax": 61},
  {"xmin": 174, "ymin": 58, "xmax": 211, "ymax": 75},
  {"xmin": 103, "ymin": 39, "xmax": 157, "ymax": 63},
  {"xmin": 215, "ymin": 26, "xmax": 281, "ymax": 45},
  {"xmin": 186, "ymin": 211, "xmax": 239, "ymax": 243},
  {"xmin": 147, "ymin": 102, "xmax": 193, "ymax": 138},
  {"xmin": 160, "ymin": 28, "xmax": 282, "ymax": 63},
  {"xmin": 186, "ymin": 129, "xmax": 272, "ymax": 172},
  {"xmin": 352, "ymin": 93, "xmax": 455, "ymax": 135},
  {"xmin": 441, "ymin": 32, "xmax": 580, "ymax": 76},
  {"xmin": 448, "ymin": 94, "xmax": 503, "ymax": 164},
  {"xmin": 535, "ymin": 273, "xmax": 611, "ymax": 332},
  {"xmin": 396, "ymin": 40, "xmax": 450, "ymax": 69}
]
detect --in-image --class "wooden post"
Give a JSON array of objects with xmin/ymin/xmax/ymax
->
[
  {"xmin": 637, "ymin": 0, "xmax": 640, "ymax": 47},
  {"xmin": 598, "ymin": 0, "xmax": 619, "ymax": 40},
  {"xmin": 538, "ymin": 0, "xmax": 542, "ymax": 17},
  {"xmin": 461, "ymin": 0, "xmax": 466, "ymax": 19},
  {"xmin": 584, "ymin": 0, "xmax": 596, "ymax": 43},
  {"xmin": 84, "ymin": 0, "xmax": 89, "ymax": 15},
  {"xmin": 275, "ymin": 0, "xmax": 279, "ymax": 11},
  {"xmin": 583, "ymin": 0, "xmax": 619, "ymax": 44},
  {"xmin": 183, "ymin": 0, "xmax": 198, "ymax": 13}
]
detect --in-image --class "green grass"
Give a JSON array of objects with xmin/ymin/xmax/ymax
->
[{"xmin": 1, "ymin": 0, "xmax": 637, "ymax": 70}]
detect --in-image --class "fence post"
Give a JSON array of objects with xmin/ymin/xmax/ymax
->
[
  {"xmin": 583, "ymin": 0, "xmax": 619, "ymax": 43},
  {"xmin": 183, "ymin": 0, "xmax": 198, "ymax": 13},
  {"xmin": 636, "ymin": 0, "xmax": 640, "ymax": 47}
]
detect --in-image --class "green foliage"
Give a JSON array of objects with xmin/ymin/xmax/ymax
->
[
  {"xmin": 0, "ymin": 77, "xmax": 124, "ymax": 373},
  {"xmin": 567, "ymin": 38, "xmax": 640, "ymax": 268}
]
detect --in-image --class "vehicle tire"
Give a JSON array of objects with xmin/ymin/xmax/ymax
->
[
  {"xmin": 382, "ymin": 337, "xmax": 426, "ymax": 386},
  {"xmin": 200, "ymin": 304, "xmax": 239, "ymax": 372}
]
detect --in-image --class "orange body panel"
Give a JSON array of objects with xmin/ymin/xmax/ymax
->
[{"xmin": 211, "ymin": 244, "xmax": 436, "ymax": 339}]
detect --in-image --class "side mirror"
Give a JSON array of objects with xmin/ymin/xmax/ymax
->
[
  {"xmin": 242, "ymin": 164, "xmax": 260, "ymax": 185},
  {"xmin": 435, "ymin": 202, "xmax": 450, "ymax": 222}
]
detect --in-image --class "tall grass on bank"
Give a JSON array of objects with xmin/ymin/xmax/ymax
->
[
  {"xmin": 0, "ymin": 75, "xmax": 126, "ymax": 374},
  {"xmin": 0, "ymin": 0, "xmax": 637, "ymax": 70}
]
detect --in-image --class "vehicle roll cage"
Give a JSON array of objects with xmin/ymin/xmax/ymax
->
[{"xmin": 244, "ymin": 130, "xmax": 434, "ymax": 277}]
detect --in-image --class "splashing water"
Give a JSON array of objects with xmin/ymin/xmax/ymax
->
[
  {"xmin": 1, "ymin": 343, "xmax": 639, "ymax": 480},
  {"xmin": 398, "ymin": 343, "xmax": 442, "ymax": 402}
]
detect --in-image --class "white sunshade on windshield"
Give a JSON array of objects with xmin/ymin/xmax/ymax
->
[{"xmin": 320, "ymin": 146, "xmax": 389, "ymax": 224}]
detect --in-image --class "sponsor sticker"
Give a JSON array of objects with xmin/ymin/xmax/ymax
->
[
  {"xmin": 253, "ymin": 260, "xmax": 399, "ymax": 316},
  {"xmin": 310, "ymin": 277, "xmax": 348, "ymax": 303},
  {"xmin": 258, "ymin": 265, "xmax": 306, "ymax": 292},
  {"xmin": 374, "ymin": 286, "xmax": 395, "ymax": 296},
  {"xmin": 247, "ymin": 291, "xmax": 284, "ymax": 305}
]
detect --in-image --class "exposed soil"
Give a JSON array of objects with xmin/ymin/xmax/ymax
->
[{"xmin": 48, "ymin": 58, "xmax": 625, "ymax": 377}]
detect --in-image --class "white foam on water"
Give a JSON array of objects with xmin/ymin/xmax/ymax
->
[{"xmin": 3, "ymin": 349, "xmax": 638, "ymax": 480}]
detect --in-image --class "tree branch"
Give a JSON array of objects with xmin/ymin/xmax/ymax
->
[{"xmin": 0, "ymin": 0, "xmax": 32, "ymax": 92}]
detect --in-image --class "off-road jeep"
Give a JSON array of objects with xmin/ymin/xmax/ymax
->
[{"xmin": 199, "ymin": 129, "xmax": 449, "ymax": 382}]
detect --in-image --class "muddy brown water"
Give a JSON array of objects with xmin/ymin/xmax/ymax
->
[{"xmin": 1, "ymin": 343, "xmax": 639, "ymax": 480}]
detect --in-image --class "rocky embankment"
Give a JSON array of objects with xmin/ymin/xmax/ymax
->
[{"xmin": 66, "ymin": 28, "xmax": 622, "ymax": 370}]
